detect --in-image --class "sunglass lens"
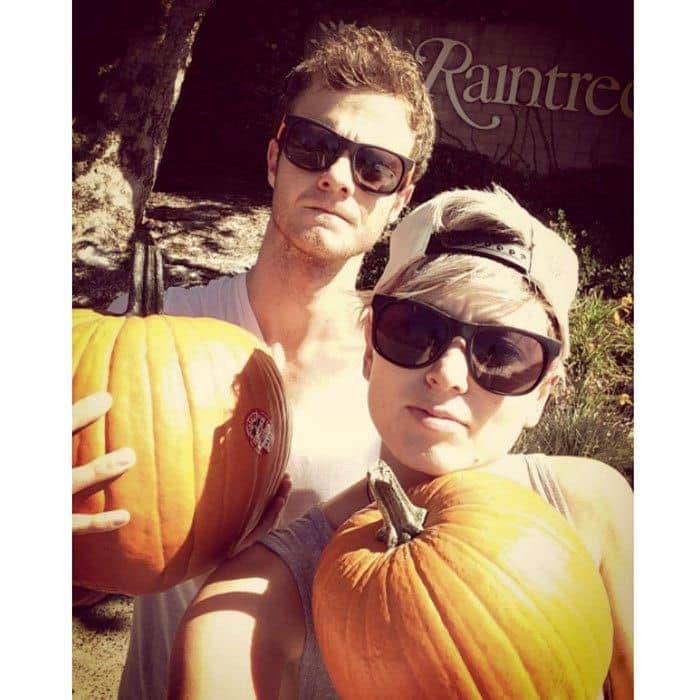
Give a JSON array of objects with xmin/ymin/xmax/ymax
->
[
  {"xmin": 354, "ymin": 147, "xmax": 404, "ymax": 194},
  {"xmin": 471, "ymin": 330, "xmax": 545, "ymax": 395},
  {"xmin": 285, "ymin": 121, "xmax": 338, "ymax": 170},
  {"xmin": 375, "ymin": 301, "xmax": 448, "ymax": 366}
]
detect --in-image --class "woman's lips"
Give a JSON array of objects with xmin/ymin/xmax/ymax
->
[{"xmin": 407, "ymin": 406, "xmax": 467, "ymax": 433}]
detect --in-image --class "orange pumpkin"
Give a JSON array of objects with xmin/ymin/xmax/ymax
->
[
  {"xmin": 72, "ymin": 240, "xmax": 290, "ymax": 595},
  {"xmin": 313, "ymin": 465, "xmax": 613, "ymax": 700}
]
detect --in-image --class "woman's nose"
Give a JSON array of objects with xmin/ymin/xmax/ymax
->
[{"xmin": 424, "ymin": 339, "xmax": 469, "ymax": 394}]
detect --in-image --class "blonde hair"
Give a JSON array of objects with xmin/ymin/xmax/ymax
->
[
  {"xmin": 280, "ymin": 25, "xmax": 436, "ymax": 182},
  {"xmin": 363, "ymin": 186, "xmax": 571, "ymax": 383},
  {"xmin": 377, "ymin": 255, "xmax": 556, "ymax": 336},
  {"xmin": 372, "ymin": 185, "xmax": 564, "ymax": 343}
]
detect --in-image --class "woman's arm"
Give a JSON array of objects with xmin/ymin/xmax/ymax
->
[
  {"xmin": 553, "ymin": 457, "xmax": 634, "ymax": 699},
  {"xmin": 168, "ymin": 542, "xmax": 305, "ymax": 699}
]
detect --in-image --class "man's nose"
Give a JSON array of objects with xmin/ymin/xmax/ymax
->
[
  {"xmin": 317, "ymin": 152, "xmax": 355, "ymax": 195},
  {"xmin": 424, "ymin": 340, "xmax": 469, "ymax": 394}
]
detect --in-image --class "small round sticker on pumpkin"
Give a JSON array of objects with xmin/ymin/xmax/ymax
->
[{"xmin": 245, "ymin": 409, "xmax": 274, "ymax": 454}]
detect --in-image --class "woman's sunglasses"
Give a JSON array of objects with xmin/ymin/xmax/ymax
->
[
  {"xmin": 371, "ymin": 294, "xmax": 562, "ymax": 396},
  {"xmin": 276, "ymin": 114, "xmax": 415, "ymax": 195}
]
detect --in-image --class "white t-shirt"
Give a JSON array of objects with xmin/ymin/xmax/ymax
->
[{"xmin": 113, "ymin": 273, "xmax": 380, "ymax": 699}]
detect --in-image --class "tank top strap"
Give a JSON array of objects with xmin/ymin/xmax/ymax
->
[
  {"xmin": 524, "ymin": 454, "xmax": 613, "ymax": 700},
  {"xmin": 523, "ymin": 453, "xmax": 575, "ymax": 526}
]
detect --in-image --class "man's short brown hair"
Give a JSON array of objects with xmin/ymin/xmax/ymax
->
[{"xmin": 279, "ymin": 25, "xmax": 436, "ymax": 183}]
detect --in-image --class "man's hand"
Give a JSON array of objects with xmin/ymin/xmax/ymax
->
[
  {"xmin": 72, "ymin": 392, "xmax": 135, "ymax": 535},
  {"xmin": 227, "ymin": 474, "xmax": 292, "ymax": 558}
]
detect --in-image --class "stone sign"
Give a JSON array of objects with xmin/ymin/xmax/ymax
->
[{"xmin": 316, "ymin": 19, "xmax": 633, "ymax": 174}]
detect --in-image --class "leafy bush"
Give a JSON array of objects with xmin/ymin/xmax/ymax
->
[
  {"xmin": 514, "ymin": 290, "xmax": 634, "ymax": 483},
  {"xmin": 513, "ymin": 209, "xmax": 634, "ymax": 480},
  {"xmin": 513, "ymin": 401, "xmax": 633, "ymax": 487}
]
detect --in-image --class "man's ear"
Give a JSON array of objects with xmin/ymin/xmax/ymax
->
[
  {"xmin": 267, "ymin": 139, "xmax": 280, "ymax": 189},
  {"xmin": 362, "ymin": 311, "xmax": 374, "ymax": 380},
  {"xmin": 523, "ymin": 374, "xmax": 558, "ymax": 428},
  {"xmin": 388, "ymin": 182, "xmax": 415, "ymax": 225}
]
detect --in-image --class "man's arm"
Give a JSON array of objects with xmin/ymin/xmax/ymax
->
[
  {"xmin": 553, "ymin": 457, "xmax": 633, "ymax": 699},
  {"xmin": 168, "ymin": 542, "xmax": 305, "ymax": 700}
]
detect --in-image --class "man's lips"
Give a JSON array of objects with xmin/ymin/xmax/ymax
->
[{"xmin": 305, "ymin": 203, "xmax": 353, "ymax": 224}]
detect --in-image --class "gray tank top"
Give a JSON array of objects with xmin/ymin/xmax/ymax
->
[
  {"xmin": 260, "ymin": 507, "xmax": 338, "ymax": 699},
  {"xmin": 261, "ymin": 455, "xmax": 610, "ymax": 699}
]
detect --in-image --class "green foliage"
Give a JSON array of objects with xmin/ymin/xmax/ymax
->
[
  {"xmin": 514, "ymin": 210, "xmax": 633, "ymax": 481},
  {"xmin": 513, "ymin": 402, "xmax": 634, "ymax": 486},
  {"xmin": 546, "ymin": 208, "xmax": 633, "ymax": 298},
  {"xmin": 514, "ymin": 290, "xmax": 634, "ymax": 482}
]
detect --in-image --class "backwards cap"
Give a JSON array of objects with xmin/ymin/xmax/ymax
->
[{"xmin": 375, "ymin": 188, "xmax": 579, "ymax": 357}]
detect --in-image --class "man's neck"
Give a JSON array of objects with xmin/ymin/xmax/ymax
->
[{"xmin": 246, "ymin": 224, "xmax": 366, "ymax": 362}]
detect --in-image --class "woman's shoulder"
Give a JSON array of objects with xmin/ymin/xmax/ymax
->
[
  {"xmin": 544, "ymin": 455, "xmax": 632, "ymax": 505},
  {"xmin": 543, "ymin": 455, "xmax": 632, "ymax": 561}
]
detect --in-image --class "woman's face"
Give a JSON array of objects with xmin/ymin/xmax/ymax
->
[{"xmin": 364, "ymin": 290, "xmax": 557, "ymax": 478}]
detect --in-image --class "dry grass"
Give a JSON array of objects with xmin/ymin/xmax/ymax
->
[{"xmin": 73, "ymin": 191, "xmax": 270, "ymax": 309}]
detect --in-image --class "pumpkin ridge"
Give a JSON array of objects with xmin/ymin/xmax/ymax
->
[
  {"xmin": 412, "ymin": 533, "xmax": 539, "ymax": 699},
  {"xmin": 339, "ymin": 540, "xmax": 387, "ymax": 693},
  {"xmin": 428, "ymin": 525, "xmax": 590, "ymax": 696},
  {"xmin": 434, "ymin": 516, "xmax": 603, "ymax": 652},
  {"xmin": 237, "ymin": 357, "xmax": 261, "ymax": 542},
  {"xmin": 74, "ymin": 315, "xmax": 126, "ymax": 513},
  {"xmin": 104, "ymin": 315, "xmax": 160, "ymax": 591},
  {"xmin": 163, "ymin": 315, "xmax": 199, "ymax": 582},
  {"xmin": 434, "ymin": 501, "xmax": 589, "ymax": 565},
  {"xmin": 145, "ymin": 317, "xmax": 167, "ymax": 582},
  {"xmin": 85, "ymin": 318, "xmax": 129, "ymax": 508},
  {"xmin": 360, "ymin": 553, "xmax": 381, "ymax": 697},
  {"xmin": 213, "ymin": 326, "xmax": 237, "ymax": 558},
  {"xmin": 249, "ymin": 350, "xmax": 286, "ymax": 533},
  {"xmin": 221, "ymin": 329, "xmax": 259, "ymax": 550},
  {"xmin": 102, "ymin": 316, "xmax": 127, "ymax": 514},
  {"xmin": 201, "ymin": 319, "xmax": 249, "ymax": 557},
  {"xmin": 72, "ymin": 315, "xmax": 101, "ymax": 377},
  {"xmin": 400, "ymin": 538, "xmax": 484, "ymax": 699},
  {"xmin": 376, "ymin": 546, "xmax": 436, "ymax": 699},
  {"xmin": 227, "ymin": 338, "xmax": 259, "ymax": 544},
  {"xmin": 253, "ymin": 351, "xmax": 291, "ymax": 522}
]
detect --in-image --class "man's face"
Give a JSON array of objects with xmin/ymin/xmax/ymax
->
[{"xmin": 266, "ymin": 82, "xmax": 416, "ymax": 263}]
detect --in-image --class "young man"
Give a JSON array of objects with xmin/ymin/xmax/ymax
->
[{"xmin": 72, "ymin": 25, "xmax": 436, "ymax": 699}]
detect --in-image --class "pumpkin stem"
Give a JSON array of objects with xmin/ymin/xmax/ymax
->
[
  {"xmin": 126, "ymin": 228, "xmax": 164, "ymax": 316},
  {"xmin": 367, "ymin": 460, "xmax": 427, "ymax": 549}
]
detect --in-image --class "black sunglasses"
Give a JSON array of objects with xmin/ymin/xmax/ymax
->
[
  {"xmin": 276, "ymin": 114, "xmax": 415, "ymax": 195},
  {"xmin": 371, "ymin": 294, "xmax": 561, "ymax": 396}
]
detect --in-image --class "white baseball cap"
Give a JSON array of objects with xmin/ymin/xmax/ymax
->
[{"xmin": 375, "ymin": 188, "xmax": 579, "ymax": 357}]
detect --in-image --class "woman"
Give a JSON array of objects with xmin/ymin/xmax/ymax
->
[{"xmin": 168, "ymin": 186, "xmax": 633, "ymax": 699}]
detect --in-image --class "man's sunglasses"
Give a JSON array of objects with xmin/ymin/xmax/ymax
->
[
  {"xmin": 276, "ymin": 114, "xmax": 415, "ymax": 195},
  {"xmin": 371, "ymin": 294, "xmax": 562, "ymax": 396}
]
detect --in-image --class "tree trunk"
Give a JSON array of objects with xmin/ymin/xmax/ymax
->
[{"xmin": 72, "ymin": 0, "xmax": 213, "ymax": 261}]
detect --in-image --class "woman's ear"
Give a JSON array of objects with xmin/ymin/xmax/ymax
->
[
  {"xmin": 266, "ymin": 139, "xmax": 280, "ymax": 189},
  {"xmin": 523, "ymin": 373, "xmax": 559, "ymax": 429},
  {"xmin": 362, "ymin": 311, "xmax": 374, "ymax": 380}
]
